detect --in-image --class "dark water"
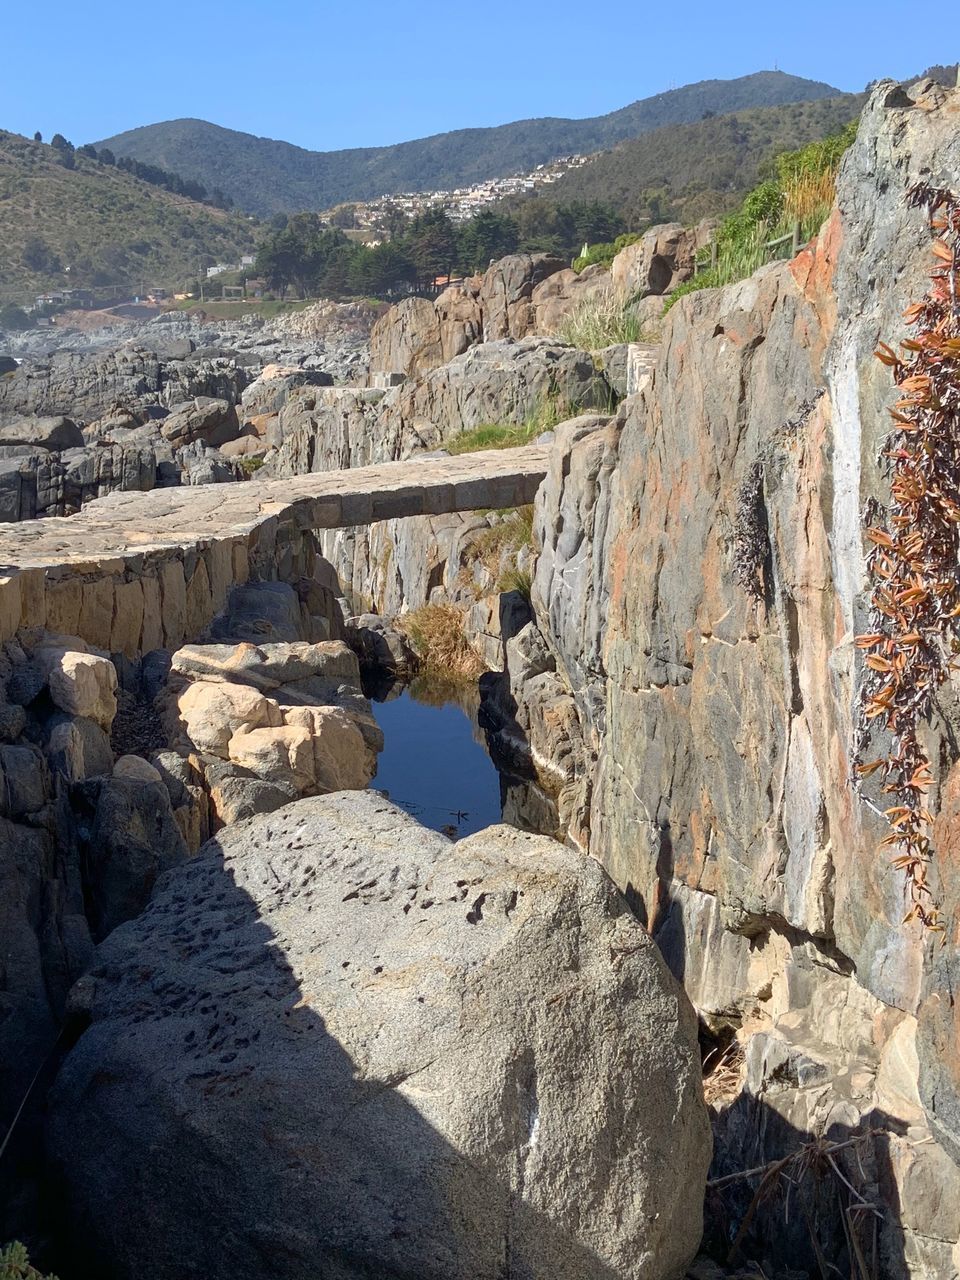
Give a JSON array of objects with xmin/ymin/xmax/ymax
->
[{"xmin": 367, "ymin": 679, "xmax": 503, "ymax": 839}]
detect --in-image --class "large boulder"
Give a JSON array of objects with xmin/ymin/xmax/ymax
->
[
  {"xmin": 159, "ymin": 396, "xmax": 240, "ymax": 448},
  {"xmin": 480, "ymin": 252, "xmax": 567, "ymax": 341},
  {"xmin": 368, "ymin": 256, "xmax": 567, "ymax": 377},
  {"xmin": 0, "ymin": 415, "xmax": 84, "ymax": 451},
  {"xmin": 609, "ymin": 221, "xmax": 713, "ymax": 299},
  {"xmin": 47, "ymin": 791, "xmax": 710, "ymax": 1280}
]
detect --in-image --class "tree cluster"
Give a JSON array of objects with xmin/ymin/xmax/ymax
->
[
  {"xmin": 36, "ymin": 133, "xmax": 232, "ymax": 209},
  {"xmin": 255, "ymin": 201, "xmax": 626, "ymax": 299}
]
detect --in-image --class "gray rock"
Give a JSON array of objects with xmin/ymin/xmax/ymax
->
[
  {"xmin": 0, "ymin": 415, "xmax": 84, "ymax": 451},
  {"xmin": 171, "ymin": 640, "xmax": 361, "ymax": 690},
  {"xmin": 210, "ymin": 581, "xmax": 307, "ymax": 644},
  {"xmin": 160, "ymin": 397, "xmax": 240, "ymax": 448},
  {"xmin": 0, "ymin": 744, "xmax": 49, "ymax": 817},
  {"xmin": 48, "ymin": 791, "xmax": 710, "ymax": 1280},
  {"xmin": 70, "ymin": 774, "xmax": 189, "ymax": 939},
  {"xmin": 44, "ymin": 713, "xmax": 114, "ymax": 782}
]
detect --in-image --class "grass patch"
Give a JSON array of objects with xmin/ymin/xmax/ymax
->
[
  {"xmin": 398, "ymin": 604, "xmax": 485, "ymax": 680},
  {"xmin": 238, "ymin": 455, "xmax": 264, "ymax": 475},
  {"xmin": 469, "ymin": 506, "xmax": 535, "ymax": 563},
  {"xmin": 498, "ymin": 566, "xmax": 533, "ymax": 602},
  {"xmin": 446, "ymin": 393, "xmax": 581, "ymax": 455},
  {"xmin": 446, "ymin": 421, "xmax": 542, "ymax": 454},
  {"xmin": 571, "ymin": 232, "xmax": 641, "ymax": 273},
  {"xmin": 166, "ymin": 298, "xmax": 314, "ymax": 320},
  {"xmin": 558, "ymin": 284, "xmax": 651, "ymax": 349}
]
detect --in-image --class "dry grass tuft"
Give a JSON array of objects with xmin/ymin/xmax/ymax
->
[{"xmin": 398, "ymin": 604, "xmax": 485, "ymax": 680}]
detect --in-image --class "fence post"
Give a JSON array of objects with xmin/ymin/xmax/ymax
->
[
  {"xmin": 791, "ymin": 220, "xmax": 801, "ymax": 257},
  {"xmin": 710, "ymin": 236, "xmax": 718, "ymax": 271}
]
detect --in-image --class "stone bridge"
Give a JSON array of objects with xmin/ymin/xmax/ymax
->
[{"xmin": 0, "ymin": 446, "xmax": 549, "ymax": 653}]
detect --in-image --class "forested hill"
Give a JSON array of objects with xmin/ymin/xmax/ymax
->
[
  {"xmin": 0, "ymin": 131, "xmax": 257, "ymax": 304},
  {"xmin": 541, "ymin": 93, "xmax": 864, "ymax": 225},
  {"xmin": 95, "ymin": 71, "xmax": 845, "ymax": 216}
]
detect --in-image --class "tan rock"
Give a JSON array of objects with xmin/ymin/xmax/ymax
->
[
  {"xmin": 140, "ymin": 575, "xmax": 163, "ymax": 652},
  {"xmin": 46, "ymin": 651, "xmax": 117, "ymax": 730},
  {"xmin": 282, "ymin": 704, "xmax": 374, "ymax": 790},
  {"xmin": 111, "ymin": 580, "xmax": 145, "ymax": 658},
  {"xmin": 175, "ymin": 681, "xmax": 283, "ymax": 758},
  {"xmin": 227, "ymin": 724, "xmax": 315, "ymax": 792},
  {"xmin": 113, "ymin": 755, "xmax": 163, "ymax": 784}
]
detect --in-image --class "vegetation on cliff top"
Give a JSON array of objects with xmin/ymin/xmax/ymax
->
[
  {"xmin": 94, "ymin": 73, "xmax": 843, "ymax": 217},
  {"xmin": 254, "ymin": 203, "xmax": 625, "ymax": 299},
  {"xmin": 0, "ymin": 130, "xmax": 257, "ymax": 304},
  {"xmin": 663, "ymin": 120, "xmax": 858, "ymax": 311},
  {"xmin": 0, "ymin": 1242, "xmax": 57, "ymax": 1280}
]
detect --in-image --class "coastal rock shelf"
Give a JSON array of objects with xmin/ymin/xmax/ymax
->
[{"xmin": 0, "ymin": 446, "xmax": 548, "ymax": 652}]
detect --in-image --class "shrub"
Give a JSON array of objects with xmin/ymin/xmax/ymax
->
[
  {"xmin": 0, "ymin": 303, "xmax": 32, "ymax": 331},
  {"xmin": 572, "ymin": 232, "xmax": 641, "ymax": 274},
  {"xmin": 398, "ymin": 604, "xmax": 484, "ymax": 679},
  {"xmin": 558, "ymin": 284, "xmax": 650, "ymax": 347},
  {"xmin": 0, "ymin": 1241, "xmax": 58, "ymax": 1280},
  {"xmin": 662, "ymin": 120, "xmax": 857, "ymax": 313}
]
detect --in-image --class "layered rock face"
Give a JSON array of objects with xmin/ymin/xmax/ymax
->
[
  {"xmin": 499, "ymin": 79, "xmax": 960, "ymax": 1276},
  {"xmin": 48, "ymin": 791, "xmax": 710, "ymax": 1280}
]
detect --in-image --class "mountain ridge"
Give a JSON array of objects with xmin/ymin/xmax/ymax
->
[{"xmin": 95, "ymin": 71, "xmax": 846, "ymax": 215}]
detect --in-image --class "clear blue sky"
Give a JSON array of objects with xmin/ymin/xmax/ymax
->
[{"xmin": 0, "ymin": 0, "xmax": 950, "ymax": 150}]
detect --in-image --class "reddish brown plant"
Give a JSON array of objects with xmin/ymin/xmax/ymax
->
[{"xmin": 854, "ymin": 182, "xmax": 960, "ymax": 929}]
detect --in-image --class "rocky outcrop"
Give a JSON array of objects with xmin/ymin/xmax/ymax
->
[
  {"xmin": 370, "ymin": 255, "xmax": 566, "ymax": 377},
  {"xmin": 484, "ymin": 79, "xmax": 960, "ymax": 1277},
  {"xmin": 0, "ymin": 345, "xmax": 255, "ymax": 426},
  {"xmin": 48, "ymin": 790, "xmax": 710, "ymax": 1280},
  {"xmin": 267, "ymin": 338, "xmax": 609, "ymax": 477},
  {"xmin": 609, "ymin": 221, "xmax": 713, "ymax": 298},
  {"xmin": 159, "ymin": 635, "xmax": 381, "ymax": 828},
  {"xmin": 369, "ymin": 233, "xmax": 704, "ymax": 381}
]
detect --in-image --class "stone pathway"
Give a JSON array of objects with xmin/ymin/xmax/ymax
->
[
  {"xmin": 0, "ymin": 447, "xmax": 550, "ymax": 652},
  {"xmin": 0, "ymin": 446, "xmax": 549, "ymax": 571}
]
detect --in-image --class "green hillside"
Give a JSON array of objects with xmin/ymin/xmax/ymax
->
[
  {"xmin": 540, "ymin": 94, "xmax": 864, "ymax": 225},
  {"xmin": 0, "ymin": 131, "xmax": 259, "ymax": 305},
  {"xmin": 95, "ymin": 71, "xmax": 844, "ymax": 216}
]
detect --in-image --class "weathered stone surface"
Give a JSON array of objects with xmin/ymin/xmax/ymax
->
[
  {"xmin": 487, "ymin": 79, "xmax": 960, "ymax": 1276},
  {"xmin": 171, "ymin": 640, "xmax": 359, "ymax": 690},
  {"xmin": 0, "ymin": 415, "xmax": 83, "ymax": 451},
  {"xmin": 159, "ymin": 397, "xmax": 240, "ymax": 448},
  {"xmin": 44, "ymin": 713, "xmax": 113, "ymax": 782},
  {"xmin": 609, "ymin": 221, "xmax": 713, "ymax": 299},
  {"xmin": 269, "ymin": 338, "xmax": 602, "ymax": 479},
  {"xmin": 70, "ymin": 774, "xmax": 189, "ymax": 939},
  {"xmin": 172, "ymin": 681, "xmax": 283, "ymax": 758},
  {"xmin": 369, "ymin": 257, "xmax": 566, "ymax": 377},
  {"xmin": 45, "ymin": 650, "xmax": 117, "ymax": 730},
  {"xmin": 0, "ymin": 345, "xmax": 253, "ymax": 426},
  {"xmin": 480, "ymin": 253, "xmax": 567, "ymax": 341},
  {"xmin": 48, "ymin": 791, "xmax": 710, "ymax": 1280}
]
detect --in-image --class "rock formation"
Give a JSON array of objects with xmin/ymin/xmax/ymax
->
[
  {"xmin": 478, "ymin": 78, "xmax": 960, "ymax": 1277},
  {"xmin": 47, "ymin": 791, "xmax": 711, "ymax": 1280}
]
